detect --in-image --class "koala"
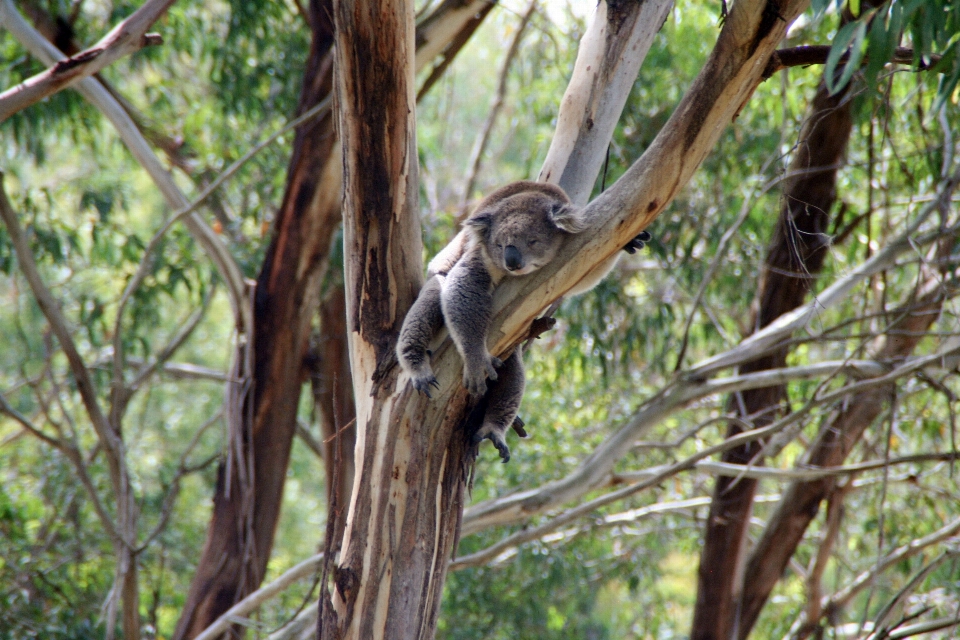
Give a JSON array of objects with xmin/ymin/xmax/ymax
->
[{"xmin": 396, "ymin": 180, "xmax": 650, "ymax": 462}]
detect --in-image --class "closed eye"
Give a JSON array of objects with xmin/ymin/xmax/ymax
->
[{"xmin": 528, "ymin": 240, "xmax": 538, "ymax": 247}]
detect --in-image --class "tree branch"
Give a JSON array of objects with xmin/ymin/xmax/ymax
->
[
  {"xmin": 0, "ymin": 0, "xmax": 250, "ymax": 331},
  {"xmin": 0, "ymin": 0, "xmax": 173, "ymax": 122}
]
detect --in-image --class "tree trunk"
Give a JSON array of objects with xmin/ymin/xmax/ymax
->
[
  {"xmin": 175, "ymin": 2, "xmax": 497, "ymax": 634},
  {"xmin": 691, "ymin": 77, "xmax": 853, "ymax": 640},
  {"xmin": 173, "ymin": 2, "xmax": 341, "ymax": 636},
  {"xmin": 313, "ymin": 283, "xmax": 357, "ymax": 546},
  {"xmin": 323, "ymin": 0, "xmax": 809, "ymax": 637}
]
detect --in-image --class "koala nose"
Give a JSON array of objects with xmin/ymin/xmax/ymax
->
[{"xmin": 504, "ymin": 245, "xmax": 523, "ymax": 271}]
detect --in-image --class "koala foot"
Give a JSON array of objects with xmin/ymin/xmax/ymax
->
[
  {"xmin": 408, "ymin": 363, "xmax": 441, "ymax": 398},
  {"xmin": 472, "ymin": 422, "xmax": 511, "ymax": 463},
  {"xmin": 463, "ymin": 355, "xmax": 502, "ymax": 397},
  {"xmin": 623, "ymin": 230, "xmax": 652, "ymax": 254}
]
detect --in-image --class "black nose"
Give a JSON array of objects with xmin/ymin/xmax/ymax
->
[{"xmin": 504, "ymin": 245, "xmax": 523, "ymax": 271}]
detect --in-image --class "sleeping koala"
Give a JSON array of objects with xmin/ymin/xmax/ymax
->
[{"xmin": 396, "ymin": 180, "xmax": 649, "ymax": 461}]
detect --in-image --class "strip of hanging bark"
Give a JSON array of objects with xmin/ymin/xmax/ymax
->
[
  {"xmin": 735, "ymin": 231, "xmax": 960, "ymax": 638},
  {"xmin": 311, "ymin": 283, "xmax": 357, "ymax": 547},
  {"xmin": 0, "ymin": 0, "xmax": 172, "ymax": 122},
  {"xmin": 691, "ymin": 75, "xmax": 853, "ymax": 640}
]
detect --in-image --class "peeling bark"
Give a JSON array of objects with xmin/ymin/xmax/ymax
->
[
  {"xmin": 691, "ymin": 77, "xmax": 853, "ymax": 640},
  {"xmin": 313, "ymin": 283, "xmax": 357, "ymax": 546}
]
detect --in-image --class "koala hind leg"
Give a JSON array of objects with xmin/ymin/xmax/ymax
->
[
  {"xmin": 472, "ymin": 348, "xmax": 525, "ymax": 463},
  {"xmin": 441, "ymin": 253, "xmax": 501, "ymax": 396},
  {"xmin": 396, "ymin": 275, "xmax": 445, "ymax": 397}
]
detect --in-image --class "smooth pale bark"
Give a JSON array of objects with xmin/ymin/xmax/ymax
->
[
  {"xmin": 691, "ymin": 76, "xmax": 853, "ymax": 640},
  {"xmin": 460, "ymin": 0, "xmax": 809, "ymax": 535},
  {"xmin": 538, "ymin": 0, "xmax": 675, "ymax": 205}
]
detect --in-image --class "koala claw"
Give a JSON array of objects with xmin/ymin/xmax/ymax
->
[
  {"xmin": 472, "ymin": 425, "xmax": 511, "ymax": 463},
  {"xmin": 623, "ymin": 230, "xmax": 652, "ymax": 254},
  {"xmin": 412, "ymin": 374, "xmax": 440, "ymax": 398}
]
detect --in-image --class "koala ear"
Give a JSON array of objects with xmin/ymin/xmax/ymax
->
[
  {"xmin": 464, "ymin": 209, "xmax": 494, "ymax": 238},
  {"xmin": 549, "ymin": 203, "xmax": 589, "ymax": 234}
]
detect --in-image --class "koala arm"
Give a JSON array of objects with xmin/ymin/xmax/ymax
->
[
  {"xmin": 427, "ymin": 229, "xmax": 468, "ymax": 277},
  {"xmin": 396, "ymin": 275, "xmax": 446, "ymax": 397},
  {"xmin": 472, "ymin": 347, "xmax": 525, "ymax": 463},
  {"xmin": 440, "ymin": 250, "xmax": 501, "ymax": 396}
]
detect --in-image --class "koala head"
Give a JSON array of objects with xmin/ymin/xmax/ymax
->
[{"xmin": 464, "ymin": 182, "xmax": 583, "ymax": 276}]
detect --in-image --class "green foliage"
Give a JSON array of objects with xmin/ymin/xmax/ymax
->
[{"xmin": 3, "ymin": 0, "xmax": 960, "ymax": 637}]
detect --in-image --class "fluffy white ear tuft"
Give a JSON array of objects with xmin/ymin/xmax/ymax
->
[
  {"xmin": 549, "ymin": 203, "xmax": 589, "ymax": 234},
  {"xmin": 464, "ymin": 210, "xmax": 494, "ymax": 237}
]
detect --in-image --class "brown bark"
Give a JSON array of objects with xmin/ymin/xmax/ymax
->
[
  {"xmin": 691, "ymin": 78, "xmax": 853, "ymax": 640},
  {"xmin": 312, "ymin": 283, "xmax": 357, "ymax": 546},
  {"xmin": 736, "ymin": 249, "xmax": 955, "ymax": 638},
  {"xmin": 324, "ymin": 2, "xmax": 463, "ymax": 638},
  {"xmin": 173, "ymin": 2, "xmax": 341, "ymax": 637}
]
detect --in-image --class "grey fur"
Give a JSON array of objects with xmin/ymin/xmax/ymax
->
[{"xmin": 396, "ymin": 180, "xmax": 649, "ymax": 461}]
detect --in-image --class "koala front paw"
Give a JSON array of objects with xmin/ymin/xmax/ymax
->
[
  {"xmin": 623, "ymin": 230, "xmax": 652, "ymax": 254},
  {"xmin": 407, "ymin": 363, "xmax": 441, "ymax": 398},
  {"xmin": 412, "ymin": 373, "xmax": 441, "ymax": 398},
  {"xmin": 463, "ymin": 355, "xmax": 502, "ymax": 397},
  {"xmin": 472, "ymin": 422, "xmax": 511, "ymax": 463}
]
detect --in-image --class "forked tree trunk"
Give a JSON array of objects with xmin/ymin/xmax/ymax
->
[
  {"xmin": 325, "ymin": 0, "xmax": 809, "ymax": 637},
  {"xmin": 691, "ymin": 77, "xmax": 853, "ymax": 640}
]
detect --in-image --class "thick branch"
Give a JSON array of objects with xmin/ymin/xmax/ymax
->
[{"xmin": 538, "ymin": 0, "xmax": 675, "ymax": 205}]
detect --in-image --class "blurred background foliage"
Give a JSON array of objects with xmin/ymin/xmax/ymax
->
[{"xmin": 2, "ymin": 0, "xmax": 960, "ymax": 638}]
